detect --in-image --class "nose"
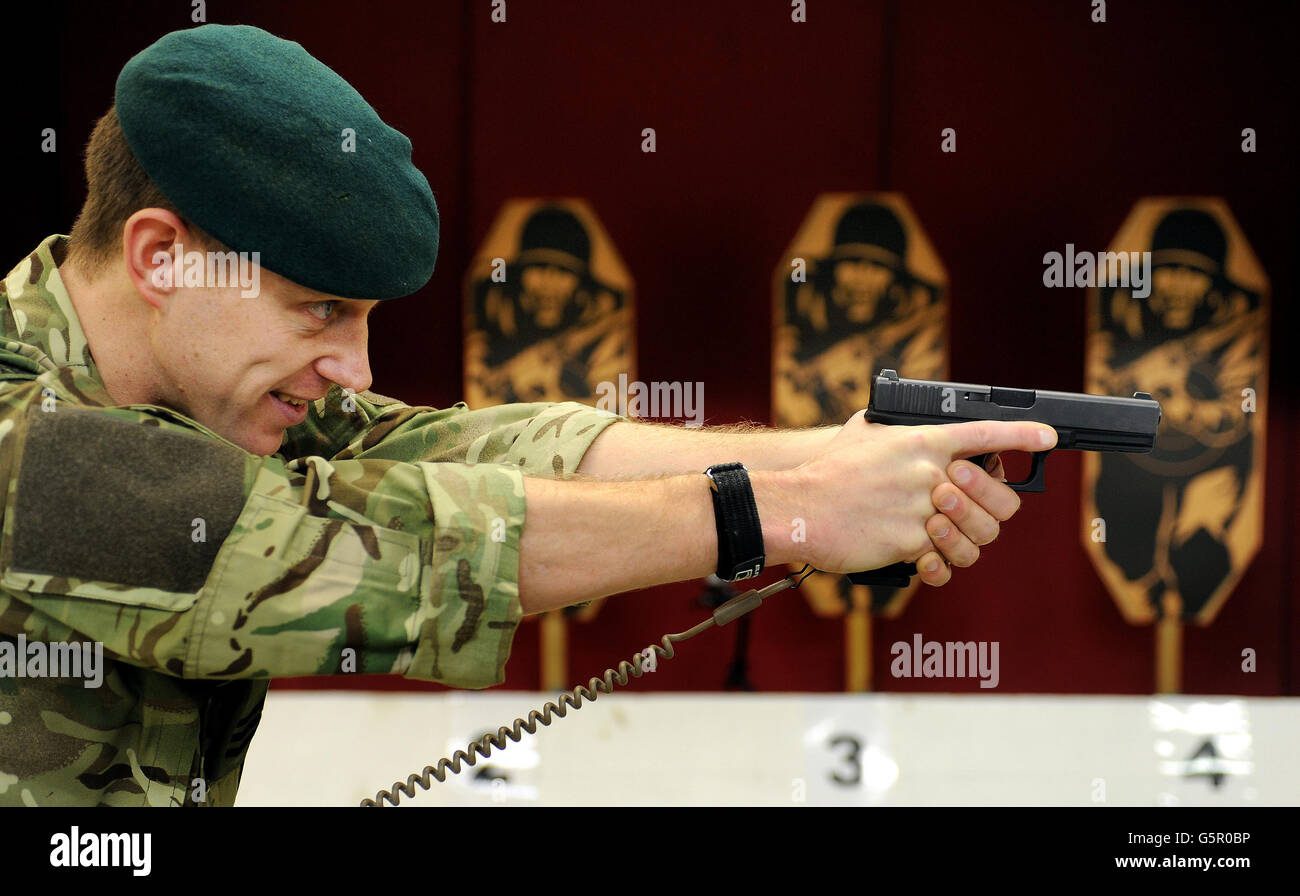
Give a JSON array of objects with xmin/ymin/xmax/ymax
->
[{"xmin": 314, "ymin": 313, "xmax": 373, "ymax": 397}]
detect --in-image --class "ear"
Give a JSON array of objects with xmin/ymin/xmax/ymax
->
[{"xmin": 121, "ymin": 208, "xmax": 200, "ymax": 311}]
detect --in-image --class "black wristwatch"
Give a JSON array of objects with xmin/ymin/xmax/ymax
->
[{"xmin": 703, "ymin": 462, "xmax": 765, "ymax": 582}]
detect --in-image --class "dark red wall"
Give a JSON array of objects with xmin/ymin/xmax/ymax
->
[{"xmin": 8, "ymin": 0, "xmax": 1296, "ymax": 695}]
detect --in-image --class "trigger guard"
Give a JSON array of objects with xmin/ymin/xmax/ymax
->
[
  {"xmin": 1005, "ymin": 450, "xmax": 1050, "ymax": 493},
  {"xmin": 967, "ymin": 450, "xmax": 1049, "ymax": 493}
]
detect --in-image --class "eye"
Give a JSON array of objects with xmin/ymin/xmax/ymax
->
[{"xmin": 307, "ymin": 300, "xmax": 338, "ymax": 321}]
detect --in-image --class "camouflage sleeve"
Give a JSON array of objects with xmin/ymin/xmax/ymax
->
[
  {"xmin": 0, "ymin": 371, "xmax": 623, "ymax": 689},
  {"xmin": 280, "ymin": 384, "xmax": 623, "ymax": 475}
]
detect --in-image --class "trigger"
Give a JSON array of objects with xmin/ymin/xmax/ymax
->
[{"xmin": 1006, "ymin": 450, "xmax": 1050, "ymax": 493}]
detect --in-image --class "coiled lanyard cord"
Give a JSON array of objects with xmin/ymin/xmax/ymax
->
[{"xmin": 361, "ymin": 565, "xmax": 814, "ymax": 807}]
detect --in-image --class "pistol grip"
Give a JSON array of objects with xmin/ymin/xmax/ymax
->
[
  {"xmin": 846, "ymin": 562, "xmax": 916, "ymax": 588},
  {"xmin": 840, "ymin": 441, "xmax": 1052, "ymax": 587}
]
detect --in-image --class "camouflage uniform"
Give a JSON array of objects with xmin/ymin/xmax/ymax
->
[{"xmin": 0, "ymin": 235, "xmax": 623, "ymax": 806}]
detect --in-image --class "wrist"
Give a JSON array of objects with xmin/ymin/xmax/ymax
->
[
  {"xmin": 808, "ymin": 424, "xmax": 842, "ymax": 453},
  {"xmin": 749, "ymin": 467, "xmax": 808, "ymax": 567},
  {"xmin": 781, "ymin": 425, "xmax": 839, "ymax": 469}
]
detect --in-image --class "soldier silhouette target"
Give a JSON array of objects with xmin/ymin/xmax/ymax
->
[
  {"xmin": 467, "ymin": 202, "xmax": 631, "ymax": 407},
  {"xmin": 1085, "ymin": 200, "xmax": 1269, "ymax": 627},
  {"xmin": 464, "ymin": 199, "xmax": 637, "ymax": 667},
  {"xmin": 773, "ymin": 194, "xmax": 949, "ymax": 688}
]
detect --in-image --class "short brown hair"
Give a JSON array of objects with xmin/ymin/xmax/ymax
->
[{"xmin": 67, "ymin": 105, "xmax": 220, "ymax": 273}]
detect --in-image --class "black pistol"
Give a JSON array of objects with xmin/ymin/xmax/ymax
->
[{"xmin": 845, "ymin": 369, "xmax": 1162, "ymax": 587}]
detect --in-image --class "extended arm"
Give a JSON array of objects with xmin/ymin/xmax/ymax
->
[
  {"xmin": 516, "ymin": 468, "xmax": 802, "ymax": 613},
  {"xmin": 520, "ymin": 416, "xmax": 1056, "ymax": 611},
  {"xmin": 576, "ymin": 419, "xmax": 840, "ymax": 477}
]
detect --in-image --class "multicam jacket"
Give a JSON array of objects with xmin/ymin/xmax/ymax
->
[{"xmin": 0, "ymin": 235, "xmax": 623, "ymax": 806}]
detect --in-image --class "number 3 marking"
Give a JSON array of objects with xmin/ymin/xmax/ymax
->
[{"xmin": 829, "ymin": 734, "xmax": 862, "ymax": 786}]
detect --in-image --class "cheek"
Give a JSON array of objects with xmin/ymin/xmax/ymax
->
[{"xmin": 157, "ymin": 295, "xmax": 265, "ymax": 390}]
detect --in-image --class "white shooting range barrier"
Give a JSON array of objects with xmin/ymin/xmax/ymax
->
[{"xmin": 237, "ymin": 691, "xmax": 1299, "ymax": 807}]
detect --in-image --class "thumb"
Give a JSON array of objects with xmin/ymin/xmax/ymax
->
[{"xmin": 942, "ymin": 419, "xmax": 1058, "ymax": 459}]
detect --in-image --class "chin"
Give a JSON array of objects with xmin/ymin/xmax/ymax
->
[{"xmin": 234, "ymin": 429, "xmax": 284, "ymax": 457}]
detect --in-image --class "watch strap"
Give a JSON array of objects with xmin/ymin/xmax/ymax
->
[{"xmin": 704, "ymin": 462, "xmax": 765, "ymax": 581}]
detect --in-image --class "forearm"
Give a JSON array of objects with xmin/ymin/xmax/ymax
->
[
  {"xmin": 575, "ymin": 419, "xmax": 840, "ymax": 478},
  {"xmin": 518, "ymin": 469, "xmax": 802, "ymax": 614}
]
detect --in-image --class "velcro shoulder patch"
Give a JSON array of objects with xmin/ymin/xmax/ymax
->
[{"xmin": 10, "ymin": 407, "xmax": 248, "ymax": 594}]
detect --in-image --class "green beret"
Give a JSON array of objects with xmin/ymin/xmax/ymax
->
[{"xmin": 115, "ymin": 24, "xmax": 438, "ymax": 300}]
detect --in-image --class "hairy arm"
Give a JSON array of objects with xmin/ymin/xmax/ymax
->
[
  {"xmin": 525, "ymin": 416, "xmax": 1055, "ymax": 610},
  {"xmin": 516, "ymin": 417, "xmax": 837, "ymax": 613},
  {"xmin": 576, "ymin": 419, "xmax": 841, "ymax": 478},
  {"xmin": 518, "ymin": 469, "xmax": 801, "ymax": 614}
]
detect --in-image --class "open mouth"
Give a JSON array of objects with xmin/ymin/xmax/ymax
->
[
  {"xmin": 270, "ymin": 391, "xmax": 311, "ymax": 423},
  {"xmin": 272, "ymin": 391, "xmax": 309, "ymax": 408}
]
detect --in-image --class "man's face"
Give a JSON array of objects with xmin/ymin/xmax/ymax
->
[
  {"xmin": 831, "ymin": 258, "xmax": 893, "ymax": 323},
  {"xmin": 145, "ymin": 261, "xmax": 376, "ymax": 456},
  {"xmin": 519, "ymin": 264, "xmax": 579, "ymax": 329},
  {"xmin": 1149, "ymin": 264, "xmax": 1211, "ymax": 330}
]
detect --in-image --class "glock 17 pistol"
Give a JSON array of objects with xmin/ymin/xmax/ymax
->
[{"xmin": 845, "ymin": 369, "xmax": 1162, "ymax": 588}]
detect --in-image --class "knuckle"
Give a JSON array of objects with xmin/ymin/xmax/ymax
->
[
  {"xmin": 918, "ymin": 555, "xmax": 942, "ymax": 578},
  {"xmin": 952, "ymin": 546, "xmax": 980, "ymax": 568},
  {"xmin": 948, "ymin": 459, "xmax": 974, "ymax": 484},
  {"xmin": 1001, "ymin": 495, "xmax": 1022, "ymax": 521},
  {"xmin": 908, "ymin": 531, "xmax": 934, "ymax": 558},
  {"xmin": 913, "ymin": 459, "xmax": 944, "ymax": 490},
  {"xmin": 925, "ymin": 461, "xmax": 946, "ymax": 489},
  {"xmin": 916, "ymin": 495, "xmax": 940, "ymax": 521},
  {"xmin": 933, "ymin": 483, "xmax": 960, "ymax": 510}
]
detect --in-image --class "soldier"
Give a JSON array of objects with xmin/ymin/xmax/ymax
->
[
  {"xmin": 0, "ymin": 25, "xmax": 1051, "ymax": 805},
  {"xmin": 1094, "ymin": 207, "xmax": 1263, "ymax": 619},
  {"xmin": 779, "ymin": 200, "xmax": 945, "ymax": 426},
  {"xmin": 468, "ymin": 205, "xmax": 628, "ymax": 403}
]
